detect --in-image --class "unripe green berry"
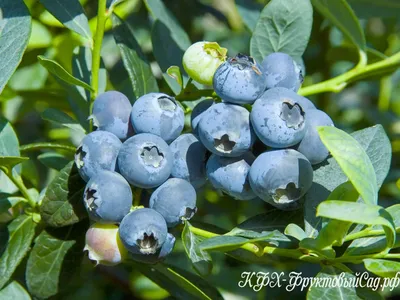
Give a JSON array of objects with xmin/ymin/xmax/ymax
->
[
  {"xmin": 84, "ymin": 223, "xmax": 127, "ymax": 266},
  {"xmin": 183, "ymin": 41, "xmax": 227, "ymax": 85}
]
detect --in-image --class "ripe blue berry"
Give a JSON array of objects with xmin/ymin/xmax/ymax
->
[
  {"xmin": 249, "ymin": 149, "xmax": 313, "ymax": 209},
  {"xmin": 90, "ymin": 91, "xmax": 133, "ymax": 140},
  {"xmin": 83, "ymin": 170, "xmax": 132, "ymax": 223},
  {"xmin": 297, "ymin": 109, "xmax": 334, "ymax": 165},
  {"xmin": 131, "ymin": 93, "xmax": 184, "ymax": 143},
  {"xmin": 191, "ymin": 99, "xmax": 214, "ymax": 136},
  {"xmin": 117, "ymin": 133, "xmax": 172, "ymax": 188},
  {"xmin": 261, "ymin": 52, "xmax": 303, "ymax": 92},
  {"xmin": 206, "ymin": 153, "xmax": 257, "ymax": 200},
  {"xmin": 198, "ymin": 103, "xmax": 255, "ymax": 157},
  {"xmin": 119, "ymin": 208, "xmax": 168, "ymax": 255},
  {"xmin": 129, "ymin": 233, "xmax": 175, "ymax": 264},
  {"xmin": 75, "ymin": 131, "xmax": 122, "ymax": 182},
  {"xmin": 149, "ymin": 178, "xmax": 197, "ymax": 227},
  {"xmin": 213, "ymin": 53, "xmax": 267, "ymax": 104},
  {"xmin": 251, "ymin": 88, "xmax": 308, "ymax": 148},
  {"xmin": 169, "ymin": 133, "xmax": 207, "ymax": 189}
]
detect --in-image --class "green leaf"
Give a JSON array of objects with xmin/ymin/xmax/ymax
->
[
  {"xmin": 284, "ymin": 223, "xmax": 307, "ymax": 241},
  {"xmin": 0, "ymin": 195, "xmax": 26, "ymax": 214},
  {"xmin": 144, "ymin": 0, "xmax": 191, "ymax": 50},
  {"xmin": 200, "ymin": 231, "xmax": 288, "ymax": 252},
  {"xmin": 112, "ymin": 14, "xmax": 158, "ymax": 99},
  {"xmin": 167, "ymin": 66, "xmax": 184, "ymax": 92},
  {"xmin": 37, "ymin": 153, "xmax": 70, "ymax": 171},
  {"xmin": 236, "ymin": 0, "xmax": 263, "ymax": 32},
  {"xmin": 146, "ymin": 0, "xmax": 192, "ymax": 95},
  {"xmin": 317, "ymin": 201, "xmax": 396, "ymax": 249},
  {"xmin": 311, "ymin": 0, "xmax": 366, "ymax": 53},
  {"xmin": 181, "ymin": 221, "xmax": 213, "ymax": 276},
  {"xmin": 348, "ymin": 0, "xmax": 400, "ymax": 18},
  {"xmin": 311, "ymin": 182, "xmax": 359, "ymax": 250},
  {"xmin": 40, "ymin": 161, "xmax": 86, "ymax": 227},
  {"xmin": 305, "ymin": 125, "xmax": 391, "ymax": 237},
  {"xmin": 307, "ymin": 266, "xmax": 358, "ymax": 299},
  {"xmin": 26, "ymin": 223, "xmax": 86, "ymax": 299},
  {"xmin": 72, "ymin": 46, "xmax": 106, "ymax": 101},
  {"xmin": 20, "ymin": 142, "xmax": 76, "ymax": 153},
  {"xmin": 0, "ymin": 215, "xmax": 36, "ymax": 289},
  {"xmin": 0, "ymin": 0, "xmax": 31, "ymax": 94},
  {"xmin": 0, "ymin": 117, "xmax": 22, "ymax": 193},
  {"xmin": 318, "ymin": 126, "xmax": 377, "ymax": 205},
  {"xmin": 38, "ymin": 56, "xmax": 94, "ymax": 92},
  {"xmin": 39, "ymin": 0, "xmax": 92, "ymax": 41},
  {"xmin": 250, "ymin": 0, "xmax": 313, "ymax": 63},
  {"xmin": 345, "ymin": 204, "xmax": 400, "ymax": 256},
  {"xmin": 41, "ymin": 108, "xmax": 86, "ymax": 133},
  {"xmin": 364, "ymin": 259, "xmax": 400, "ymax": 278},
  {"xmin": 107, "ymin": 0, "xmax": 126, "ymax": 10},
  {"xmin": 228, "ymin": 208, "xmax": 303, "ymax": 238},
  {"xmin": 135, "ymin": 263, "xmax": 223, "ymax": 300},
  {"xmin": 28, "ymin": 19, "xmax": 52, "ymax": 50},
  {"xmin": 0, "ymin": 156, "xmax": 29, "ymax": 170},
  {"xmin": 0, "ymin": 281, "xmax": 31, "ymax": 300}
]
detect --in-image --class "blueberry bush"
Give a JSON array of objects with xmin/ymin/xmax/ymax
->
[{"xmin": 0, "ymin": 0, "xmax": 399, "ymax": 299}]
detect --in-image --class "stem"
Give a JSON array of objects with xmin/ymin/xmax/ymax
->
[
  {"xmin": 133, "ymin": 188, "xmax": 142, "ymax": 207},
  {"xmin": 299, "ymin": 51, "xmax": 400, "ymax": 96},
  {"xmin": 91, "ymin": 0, "xmax": 108, "ymax": 101},
  {"xmin": 1, "ymin": 168, "xmax": 36, "ymax": 208},
  {"xmin": 20, "ymin": 143, "xmax": 76, "ymax": 153}
]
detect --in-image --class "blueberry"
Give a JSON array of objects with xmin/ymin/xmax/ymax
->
[
  {"xmin": 131, "ymin": 93, "xmax": 184, "ymax": 143},
  {"xmin": 261, "ymin": 52, "xmax": 303, "ymax": 92},
  {"xmin": 198, "ymin": 102, "xmax": 255, "ymax": 157},
  {"xmin": 149, "ymin": 178, "xmax": 197, "ymax": 227},
  {"xmin": 191, "ymin": 99, "xmax": 214, "ymax": 136},
  {"xmin": 251, "ymin": 88, "xmax": 308, "ymax": 148},
  {"xmin": 129, "ymin": 233, "xmax": 175, "ymax": 264},
  {"xmin": 84, "ymin": 223, "xmax": 127, "ymax": 266},
  {"xmin": 206, "ymin": 152, "xmax": 257, "ymax": 200},
  {"xmin": 119, "ymin": 208, "xmax": 168, "ymax": 255},
  {"xmin": 213, "ymin": 53, "xmax": 267, "ymax": 104},
  {"xmin": 249, "ymin": 149, "xmax": 313, "ymax": 208},
  {"xmin": 75, "ymin": 131, "xmax": 122, "ymax": 182},
  {"xmin": 297, "ymin": 109, "xmax": 334, "ymax": 165},
  {"xmin": 83, "ymin": 170, "xmax": 132, "ymax": 223},
  {"xmin": 117, "ymin": 133, "xmax": 172, "ymax": 188},
  {"xmin": 169, "ymin": 134, "xmax": 207, "ymax": 189},
  {"xmin": 90, "ymin": 91, "xmax": 133, "ymax": 140}
]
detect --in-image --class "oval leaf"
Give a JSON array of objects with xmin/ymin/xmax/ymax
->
[
  {"xmin": 37, "ymin": 152, "xmax": 70, "ymax": 171},
  {"xmin": 41, "ymin": 108, "xmax": 86, "ymax": 133},
  {"xmin": 0, "ymin": 215, "xmax": 36, "ymax": 289},
  {"xmin": 307, "ymin": 266, "xmax": 358, "ymax": 299},
  {"xmin": 0, "ymin": 281, "xmax": 31, "ymax": 300},
  {"xmin": 39, "ymin": 0, "xmax": 92, "ymax": 41},
  {"xmin": 40, "ymin": 161, "xmax": 86, "ymax": 227},
  {"xmin": 305, "ymin": 125, "xmax": 392, "ymax": 237},
  {"xmin": 0, "ymin": 0, "xmax": 31, "ymax": 93},
  {"xmin": 0, "ymin": 156, "xmax": 29, "ymax": 171},
  {"xmin": 311, "ymin": 0, "xmax": 366, "ymax": 52},
  {"xmin": 38, "ymin": 56, "xmax": 94, "ymax": 92},
  {"xmin": 112, "ymin": 14, "xmax": 158, "ymax": 99},
  {"xmin": 364, "ymin": 259, "xmax": 400, "ymax": 278},
  {"xmin": 318, "ymin": 126, "xmax": 378, "ymax": 205},
  {"xmin": 250, "ymin": 0, "xmax": 313, "ymax": 63},
  {"xmin": 317, "ymin": 201, "xmax": 396, "ymax": 249},
  {"xmin": 26, "ymin": 224, "xmax": 86, "ymax": 298}
]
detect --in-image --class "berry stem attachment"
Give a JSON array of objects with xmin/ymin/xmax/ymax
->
[{"xmin": 91, "ymin": 0, "xmax": 108, "ymax": 101}]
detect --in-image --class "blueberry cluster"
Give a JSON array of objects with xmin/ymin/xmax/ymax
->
[
  {"xmin": 76, "ymin": 49, "xmax": 334, "ymax": 265},
  {"xmin": 76, "ymin": 91, "xmax": 195, "ymax": 265}
]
